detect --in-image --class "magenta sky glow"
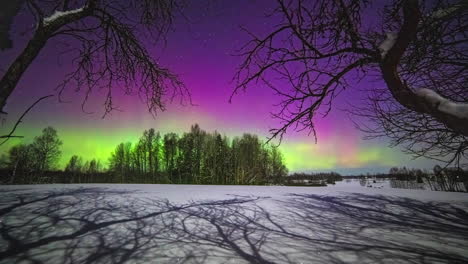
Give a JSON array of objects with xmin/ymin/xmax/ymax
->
[{"xmin": 0, "ymin": 0, "xmax": 440, "ymax": 174}]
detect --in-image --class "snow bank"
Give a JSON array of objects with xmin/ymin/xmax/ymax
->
[{"xmin": 416, "ymin": 88, "xmax": 468, "ymax": 119}]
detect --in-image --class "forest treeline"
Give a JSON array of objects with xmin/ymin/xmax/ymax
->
[
  {"xmin": 286, "ymin": 172, "xmax": 343, "ymax": 186},
  {"xmin": 350, "ymin": 167, "xmax": 468, "ymax": 192},
  {"xmin": 287, "ymin": 167, "xmax": 468, "ymax": 192},
  {"xmin": 2, "ymin": 125, "xmax": 467, "ymax": 192},
  {"xmin": 386, "ymin": 166, "xmax": 468, "ymax": 192},
  {"xmin": 0, "ymin": 124, "xmax": 288, "ymax": 185}
]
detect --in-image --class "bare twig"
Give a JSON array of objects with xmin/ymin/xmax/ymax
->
[
  {"xmin": 0, "ymin": 0, "xmax": 188, "ymax": 118},
  {"xmin": 235, "ymin": 0, "xmax": 468, "ymax": 167},
  {"xmin": 0, "ymin": 94, "xmax": 54, "ymax": 146}
]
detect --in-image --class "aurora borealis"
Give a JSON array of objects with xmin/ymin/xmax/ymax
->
[{"xmin": 0, "ymin": 0, "xmax": 439, "ymax": 174}]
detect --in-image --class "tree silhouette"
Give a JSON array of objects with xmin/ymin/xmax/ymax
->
[
  {"xmin": 8, "ymin": 144, "xmax": 33, "ymax": 183},
  {"xmin": 2, "ymin": 125, "xmax": 289, "ymax": 185},
  {"xmin": 65, "ymin": 155, "xmax": 83, "ymax": 173},
  {"xmin": 109, "ymin": 142, "xmax": 132, "ymax": 183},
  {"xmin": 163, "ymin": 132, "xmax": 179, "ymax": 183},
  {"xmin": 0, "ymin": 0, "xmax": 188, "ymax": 117},
  {"xmin": 31, "ymin": 126, "xmax": 62, "ymax": 172},
  {"xmin": 105, "ymin": 124, "xmax": 289, "ymax": 185},
  {"xmin": 235, "ymin": 0, "xmax": 468, "ymax": 167}
]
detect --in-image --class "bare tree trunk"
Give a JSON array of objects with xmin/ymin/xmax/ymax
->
[
  {"xmin": 0, "ymin": 32, "xmax": 48, "ymax": 113},
  {"xmin": 9, "ymin": 160, "xmax": 19, "ymax": 184},
  {"xmin": 0, "ymin": 4, "xmax": 93, "ymax": 114}
]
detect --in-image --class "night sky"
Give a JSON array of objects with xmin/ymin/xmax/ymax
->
[{"xmin": 0, "ymin": 0, "xmax": 439, "ymax": 174}]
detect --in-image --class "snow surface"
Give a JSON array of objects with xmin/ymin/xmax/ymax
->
[
  {"xmin": 1, "ymin": 182, "xmax": 467, "ymax": 263},
  {"xmin": 416, "ymin": 88, "xmax": 468, "ymax": 119},
  {"xmin": 379, "ymin": 32, "xmax": 398, "ymax": 59},
  {"xmin": 43, "ymin": 7, "xmax": 84, "ymax": 26}
]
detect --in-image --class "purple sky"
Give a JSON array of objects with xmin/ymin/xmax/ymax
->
[{"xmin": 0, "ymin": 0, "xmax": 439, "ymax": 174}]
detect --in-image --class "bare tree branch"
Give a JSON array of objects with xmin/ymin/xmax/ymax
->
[
  {"xmin": 380, "ymin": 0, "xmax": 468, "ymax": 137},
  {"xmin": 0, "ymin": 0, "xmax": 188, "ymax": 119},
  {"xmin": 234, "ymin": 0, "xmax": 378, "ymax": 142},
  {"xmin": 235, "ymin": 0, "xmax": 468, "ymax": 167},
  {"xmin": 0, "ymin": 94, "xmax": 54, "ymax": 146}
]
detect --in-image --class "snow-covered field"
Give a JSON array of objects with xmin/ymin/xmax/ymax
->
[{"xmin": 1, "ymin": 182, "xmax": 467, "ymax": 264}]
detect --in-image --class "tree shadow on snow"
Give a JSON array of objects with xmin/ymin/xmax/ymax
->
[{"xmin": 0, "ymin": 188, "xmax": 467, "ymax": 264}]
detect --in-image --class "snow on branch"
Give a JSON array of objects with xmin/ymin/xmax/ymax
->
[
  {"xmin": 416, "ymin": 88, "xmax": 468, "ymax": 120},
  {"xmin": 43, "ymin": 7, "xmax": 84, "ymax": 26},
  {"xmin": 378, "ymin": 32, "xmax": 398, "ymax": 59},
  {"xmin": 428, "ymin": 4, "xmax": 464, "ymax": 20}
]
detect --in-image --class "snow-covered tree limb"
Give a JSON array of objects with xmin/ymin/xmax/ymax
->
[
  {"xmin": 43, "ymin": 7, "xmax": 85, "ymax": 26},
  {"xmin": 380, "ymin": 0, "xmax": 468, "ymax": 137},
  {"xmin": 416, "ymin": 89, "xmax": 468, "ymax": 120},
  {"xmin": 236, "ymin": 0, "xmax": 467, "ymax": 166},
  {"xmin": 378, "ymin": 32, "xmax": 397, "ymax": 59},
  {"xmin": 427, "ymin": 2, "xmax": 467, "ymax": 20},
  {"xmin": 0, "ymin": 0, "xmax": 187, "ymax": 118},
  {"xmin": 0, "ymin": 0, "xmax": 96, "ymax": 115}
]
